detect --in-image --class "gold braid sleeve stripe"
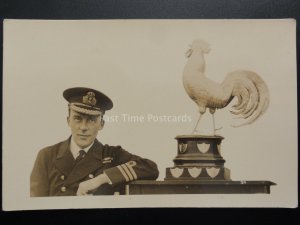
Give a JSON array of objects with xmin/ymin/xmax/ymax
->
[
  {"xmin": 117, "ymin": 165, "xmax": 130, "ymax": 182},
  {"xmin": 124, "ymin": 162, "xmax": 138, "ymax": 180},
  {"xmin": 121, "ymin": 164, "xmax": 134, "ymax": 181}
]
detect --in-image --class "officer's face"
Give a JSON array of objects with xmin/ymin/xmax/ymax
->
[{"xmin": 67, "ymin": 109, "xmax": 103, "ymax": 148}]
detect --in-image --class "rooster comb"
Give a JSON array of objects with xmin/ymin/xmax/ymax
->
[{"xmin": 190, "ymin": 39, "xmax": 211, "ymax": 53}]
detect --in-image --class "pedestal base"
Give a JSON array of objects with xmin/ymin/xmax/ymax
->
[
  {"xmin": 167, "ymin": 135, "xmax": 231, "ymax": 181},
  {"xmin": 132, "ymin": 134, "xmax": 276, "ymax": 195},
  {"xmin": 127, "ymin": 180, "xmax": 276, "ymax": 195}
]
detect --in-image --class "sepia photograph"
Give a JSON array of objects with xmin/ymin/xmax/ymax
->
[{"xmin": 2, "ymin": 19, "xmax": 297, "ymax": 210}]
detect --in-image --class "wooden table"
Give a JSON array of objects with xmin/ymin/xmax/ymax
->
[{"xmin": 127, "ymin": 180, "xmax": 276, "ymax": 195}]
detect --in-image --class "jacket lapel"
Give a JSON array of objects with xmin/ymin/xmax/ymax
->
[
  {"xmin": 54, "ymin": 138, "xmax": 75, "ymax": 176},
  {"xmin": 64, "ymin": 139, "xmax": 105, "ymax": 186}
]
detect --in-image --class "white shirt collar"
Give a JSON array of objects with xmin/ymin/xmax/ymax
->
[{"xmin": 70, "ymin": 136, "xmax": 94, "ymax": 159}]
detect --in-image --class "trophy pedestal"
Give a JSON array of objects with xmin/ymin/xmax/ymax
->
[
  {"xmin": 165, "ymin": 135, "xmax": 231, "ymax": 181},
  {"xmin": 127, "ymin": 135, "xmax": 275, "ymax": 195}
]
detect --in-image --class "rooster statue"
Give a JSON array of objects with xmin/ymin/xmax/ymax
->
[{"xmin": 183, "ymin": 40, "xmax": 270, "ymax": 134}]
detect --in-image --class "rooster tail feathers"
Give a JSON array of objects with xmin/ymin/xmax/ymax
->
[{"xmin": 224, "ymin": 70, "xmax": 270, "ymax": 127}]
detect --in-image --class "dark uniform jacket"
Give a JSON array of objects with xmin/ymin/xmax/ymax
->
[{"xmin": 30, "ymin": 138, "xmax": 159, "ymax": 196}]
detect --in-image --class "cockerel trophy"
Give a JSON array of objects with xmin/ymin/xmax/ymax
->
[{"xmin": 183, "ymin": 39, "xmax": 270, "ymax": 134}]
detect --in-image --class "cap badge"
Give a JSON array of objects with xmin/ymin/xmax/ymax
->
[{"xmin": 83, "ymin": 92, "xmax": 97, "ymax": 106}]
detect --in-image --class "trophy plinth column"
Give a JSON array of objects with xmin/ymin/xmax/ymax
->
[{"xmin": 165, "ymin": 135, "xmax": 231, "ymax": 181}]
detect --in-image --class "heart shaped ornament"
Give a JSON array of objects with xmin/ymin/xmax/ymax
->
[
  {"xmin": 170, "ymin": 168, "xmax": 184, "ymax": 178},
  {"xmin": 206, "ymin": 167, "xmax": 220, "ymax": 178},
  {"xmin": 178, "ymin": 143, "xmax": 188, "ymax": 153},
  {"xmin": 217, "ymin": 144, "xmax": 221, "ymax": 154},
  {"xmin": 197, "ymin": 143, "xmax": 210, "ymax": 153},
  {"xmin": 188, "ymin": 167, "xmax": 202, "ymax": 178}
]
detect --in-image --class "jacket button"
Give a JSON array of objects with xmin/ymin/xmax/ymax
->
[
  {"xmin": 60, "ymin": 175, "xmax": 65, "ymax": 180},
  {"xmin": 61, "ymin": 186, "xmax": 66, "ymax": 192},
  {"xmin": 89, "ymin": 174, "xmax": 94, "ymax": 179}
]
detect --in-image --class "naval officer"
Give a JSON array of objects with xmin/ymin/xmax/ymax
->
[{"xmin": 30, "ymin": 87, "xmax": 159, "ymax": 196}]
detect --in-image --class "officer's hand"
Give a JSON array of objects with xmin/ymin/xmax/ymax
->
[{"xmin": 76, "ymin": 173, "xmax": 110, "ymax": 196}]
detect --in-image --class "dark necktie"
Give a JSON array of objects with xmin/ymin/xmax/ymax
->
[{"xmin": 75, "ymin": 150, "xmax": 86, "ymax": 163}]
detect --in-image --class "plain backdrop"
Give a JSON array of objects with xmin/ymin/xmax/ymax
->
[{"xmin": 2, "ymin": 19, "xmax": 297, "ymax": 210}]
